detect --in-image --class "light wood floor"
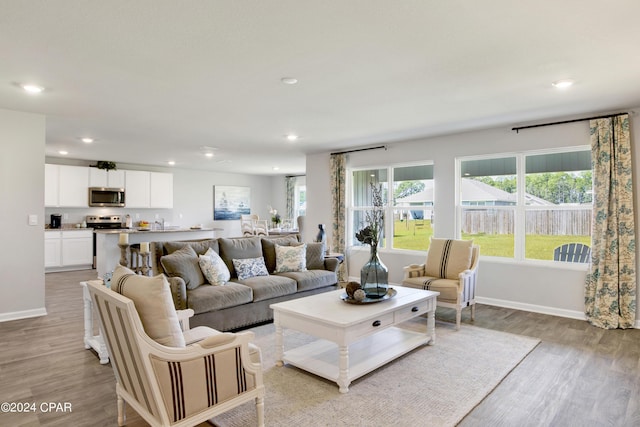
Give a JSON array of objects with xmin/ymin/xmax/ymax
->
[{"xmin": 1, "ymin": 270, "xmax": 639, "ymax": 426}]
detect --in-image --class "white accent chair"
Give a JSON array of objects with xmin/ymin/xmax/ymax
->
[
  {"xmin": 87, "ymin": 280, "xmax": 265, "ymax": 426},
  {"xmin": 402, "ymin": 238, "xmax": 479, "ymax": 330}
]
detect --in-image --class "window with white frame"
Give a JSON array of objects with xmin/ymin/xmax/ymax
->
[
  {"xmin": 349, "ymin": 163, "xmax": 434, "ymax": 252},
  {"xmin": 457, "ymin": 147, "xmax": 592, "ymax": 261}
]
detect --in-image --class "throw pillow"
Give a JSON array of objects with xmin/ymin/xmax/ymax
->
[
  {"xmin": 232, "ymin": 257, "xmax": 269, "ymax": 280},
  {"xmin": 275, "ymin": 243, "xmax": 307, "ymax": 273},
  {"xmin": 425, "ymin": 238, "xmax": 473, "ymax": 280},
  {"xmin": 198, "ymin": 247, "xmax": 230, "ymax": 286},
  {"xmin": 305, "ymin": 242, "xmax": 325, "ymax": 270},
  {"xmin": 160, "ymin": 245, "xmax": 205, "ymax": 290},
  {"xmin": 111, "ymin": 265, "xmax": 185, "ymax": 348}
]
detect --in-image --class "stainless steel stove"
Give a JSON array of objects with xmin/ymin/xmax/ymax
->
[{"xmin": 86, "ymin": 215, "xmax": 123, "ymax": 268}]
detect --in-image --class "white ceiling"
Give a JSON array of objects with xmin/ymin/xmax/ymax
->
[{"xmin": 2, "ymin": 1, "xmax": 640, "ymax": 175}]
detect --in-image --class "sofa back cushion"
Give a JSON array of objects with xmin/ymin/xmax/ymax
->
[
  {"xmin": 425, "ymin": 238, "xmax": 473, "ymax": 280},
  {"xmin": 218, "ymin": 237, "xmax": 263, "ymax": 278},
  {"xmin": 261, "ymin": 235, "xmax": 300, "ymax": 272},
  {"xmin": 164, "ymin": 239, "xmax": 219, "ymax": 256},
  {"xmin": 111, "ymin": 265, "xmax": 185, "ymax": 347},
  {"xmin": 160, "ymin": 245, "xmax": 205, "ymax": 290}
]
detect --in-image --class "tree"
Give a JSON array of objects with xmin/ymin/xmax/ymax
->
[{"xmin": 394, "ymin": 181, "xmax": 425, "ymax": 201}]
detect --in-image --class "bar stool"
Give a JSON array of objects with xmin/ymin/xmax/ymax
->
[{"xmin": 129, "ymin": 244, "xmax": 151, "ymax": 275}]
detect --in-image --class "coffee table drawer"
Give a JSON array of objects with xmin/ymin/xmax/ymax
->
[
  {"xmin": 394, "ymin": 298, "xmax": 434, "ymax": 323},
  {"xmin": 347, "ymin": 312, "xmax": 394, "ymax": 341}
]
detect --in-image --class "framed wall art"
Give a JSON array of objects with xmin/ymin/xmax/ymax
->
[{"xmin": 213, "ymin": 185, "xmax": 251, "ymax": 220}]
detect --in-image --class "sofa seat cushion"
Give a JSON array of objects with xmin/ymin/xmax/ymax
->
[
  {"xmin": 277, "ymin": 270, "xmax": 337, "ymax": 292},
  {"xmin": 186, "ymin": 282, "xmax": 253, "ymax": 314},
  {"xmin": 236, "ymin": 275, "xmax": 297, "ymax": 302},
  {"xmin": 402, "ymin": 276, "xmax": 460, "ymax": 302}
]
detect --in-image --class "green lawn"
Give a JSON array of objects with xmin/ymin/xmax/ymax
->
[{"xmin": 393, "ymin": 219, "xmax": 590, "ymax": 260}]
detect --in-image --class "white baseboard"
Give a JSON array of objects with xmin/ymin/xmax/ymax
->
[
  {"xmin": 0, "ymin": 308, "xmax": 47, "ymax": 323},
  {"xmin": 476, "ymin": 296, "xmax": 587, "ymax": 321}
]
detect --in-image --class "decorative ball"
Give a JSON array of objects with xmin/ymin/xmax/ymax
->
[
  {"xmin": 353, "ymin": 289, "xmax": 366, "ymax": 301},
  {"xmin": 345, "ymin": 281, "xmax": 362, "ymax": 298}
]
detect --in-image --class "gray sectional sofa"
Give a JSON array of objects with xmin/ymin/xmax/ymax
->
[{"xmin": 151, "ymin": 234, "xmax": 339, "ymax": 331}]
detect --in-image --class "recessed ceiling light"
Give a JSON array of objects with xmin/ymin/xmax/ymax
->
[
  {"xmin": 273, "ymin": 166, "xmax": 280, "ymax": 171},
  {"xmin": 286, "ymin": 134, "xmax": 299, "ymax": 142},
  {"xmin": 22, "ymin": 84, "xmax": 44, "ymax": 94},
  {"xmin": 167, "ymin": 161, "xmax": 175, "ymax": 166},
  {"xmin": 281, "ymin": 77, "xmax": 298, "ymax": 85},
  {"xmin": 81, "ymin": 137, "xmax": 94, "ymax": 143},
  {"xmin": 58, "ymin": 150, "xmax": 68, "ymax": 155},
  {"xmin": 552, "ymin": 79, "xmax": 574, "ymax": 89},
  {"xmin": 205, "ymin": 152, "xmax": 214, "ymax": 158}
]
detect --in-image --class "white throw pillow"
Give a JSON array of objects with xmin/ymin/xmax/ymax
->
[
  {"xmin": 275, "ymin": 243, "xmax": 307, "ymax": 273},
  {"xmin": 232, "ymin": 257, "xmax": 269, "ymax": 280},
  {"xmin": 198, "ymin": 247, "xmax": 230, "ymax": 286},
  {"xmin": 111, "ymin": 265, "xmax": 185, "ymax": 348}
]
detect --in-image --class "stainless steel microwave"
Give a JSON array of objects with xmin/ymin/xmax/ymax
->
[{"xmin": 88, "ymin": 187, "xmax": 126, "ymax": 207}]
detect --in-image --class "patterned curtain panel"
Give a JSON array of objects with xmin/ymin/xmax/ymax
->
[
  {"xmin": 585, "ymin": 114, "xmax": 636, "ymax": 329},
  {"xmin": 330, "ymin": 154, "xmax": 347, "ymax": 281},
  {"xmin": 285, "ymin": 176, "xmax": 296, "ymax": 221}
]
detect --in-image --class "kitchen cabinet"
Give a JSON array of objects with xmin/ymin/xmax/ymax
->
[
  {"xmin": 45, "ymin": 229, "xmax": 93, "ymax": 271},
  {"xmin": 125, "ymin": 170, "xmax": 173, "ymax": 208},
  {"xmin": 44, "ymin": 164, "xmax": 59, "ymax": 207},
  {"xmin": 44, "ymin": 231, "xmax": 62, "ymax": 268},
  {"xmin": 150, "ymin": 172, "xmax": 173, "ymax": 208},
  {"xmin": 89, "ymin": 169, "xmax": 125, "ymax": 189},
  {"xmin": 125, "ymin": 170, "xmax": 151, "ymax": 208},
  {"xmin": 45, "ymin": 165, "xmax": 89, "ymax": 207}
]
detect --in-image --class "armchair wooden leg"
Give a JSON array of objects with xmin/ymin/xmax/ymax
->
[
  {"xmin": 117, "ymin": 395, "xmax": 126, "ymax": 426},
  {"xmin": 256, "ymin": 395, "xmax": 265, "ymax": 427}
]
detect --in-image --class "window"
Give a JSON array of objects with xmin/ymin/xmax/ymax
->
[
  {"xmin": 458, "ymin": 148, "xmax": 592, "ymax": 262},
  {"xmin": 295, "ymin": 184, "xmax": 306, "ymax": 218},
  {"xmin": 349, "ymin": 163, "xmax": 434, "ymax": 251}
]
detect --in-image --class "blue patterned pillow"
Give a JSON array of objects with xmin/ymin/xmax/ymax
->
[
  {"xmin": 275, "ymin": 243, "xmax": 307, "ymax": 273},
  {"xmin": 198, "ymin": 248, "xmax": 230, "ymax": 286},
  {"xmin": 232, "ymin": 257, "xmax": 269, "ymax": 280}
]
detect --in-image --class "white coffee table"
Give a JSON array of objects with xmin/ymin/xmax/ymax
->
[{"xmin": 270, "ymin": 286, "xmax": 439, "ymax": 393}]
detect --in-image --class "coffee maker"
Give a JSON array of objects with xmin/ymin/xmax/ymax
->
[{"xmin": 50, "ymin": 214, "xmax": 62, "ymax": 229}]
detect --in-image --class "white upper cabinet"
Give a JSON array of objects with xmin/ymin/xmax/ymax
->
[
  {"xmin": 45, "ymin": 164, "xmax": 89, "ymax": 207},
  {"xmin": 44, "ymin": 164, "xmax": 59, "ymax": 207},
  {"xmin": 59, "ymin": 165, "xmax": 89, "ymax": 207},
  {"xmin": 125, "ymin": 170, "xmax": 151, "ymax": 208},
  {"xmin": 150, "ymin": 172, "xmax": 174, "ymax": 208},
  {"xmin": 89, "ymin": 168, "xmax": 126, "ymax": 189}
]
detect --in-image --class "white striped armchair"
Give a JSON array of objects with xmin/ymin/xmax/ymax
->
[
  {"xmin": 402, "ymin": 238, "xmax": 479, "ymax": 330},
  {"xmin": 87, "ymin": 280, "xmax": 265, "ymax": 427}
]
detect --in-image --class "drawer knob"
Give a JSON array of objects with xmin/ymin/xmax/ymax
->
[
  {"xmin": 411, "ymin": 306, "xmax": 419, "ymax": 312},
  {"xmin": 372, "ymin": 320, "xmax": 381, "ymax": 327}
]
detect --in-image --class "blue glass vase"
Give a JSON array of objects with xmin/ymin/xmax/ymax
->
[{"xmin": 360, "ymin": 246, "xmax": 389, "ymax": 299}]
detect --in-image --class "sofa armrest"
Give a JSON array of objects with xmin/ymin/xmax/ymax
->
[
  {"xmin": 166, "ymin": 276, "xmax": 187, "ymax": 310},
  {"xmin": 324, "ymin": 257, "xmax": 340, "ymax": 273},
  {"xmin": 403, "ymin": 263, "xmax": 426, "ymax": 279}
]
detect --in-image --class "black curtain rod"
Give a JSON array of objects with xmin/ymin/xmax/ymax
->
[
  {"xmin": 330, "ymin": 145, "xmax": 387, "ymax": 155},
  {"xmin": 285, "ymin": 174, "xmax": 305, "ymax": 178},
  {"xmin": 512, "ymin": 112, "xmax": 628, "ymax": 133}
]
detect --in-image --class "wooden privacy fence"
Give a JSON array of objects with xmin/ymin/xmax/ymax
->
[{"xmin": 461, "ymin": 209, "xmax": 591, "ymax": 235}]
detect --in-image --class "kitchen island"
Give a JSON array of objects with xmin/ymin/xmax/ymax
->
[{"xmin": 95, "ymin": 228, "xmax": 216, "ymax": 278}]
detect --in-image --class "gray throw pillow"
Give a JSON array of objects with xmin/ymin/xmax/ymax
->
[
  {"xmin": 306, "ymin": 242, "xmax": 325, "ymax": 270},
  {"xmin": 160, "ymin": 245, "xmax": 205, "ymax": 290}
]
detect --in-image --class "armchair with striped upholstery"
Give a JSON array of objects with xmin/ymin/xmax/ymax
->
[
  {"xmin": 402, "ymin": 238, "xmax": 479, "ymax": 330},
  {"xmin": 87, "ymin": 281, "xmax": 265, "ymax": 427}
]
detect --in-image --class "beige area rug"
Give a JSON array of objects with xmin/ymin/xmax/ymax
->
[{"xmin": 212, "ymin": 319, "xmax": 540, "ymax": 427}]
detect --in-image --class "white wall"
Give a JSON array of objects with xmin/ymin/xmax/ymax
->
[
  {"xmin": 307, "ymin": 111, "xmax": 640, "ymax": 322},
  {"xmin": 0, "ymin": 109, "xmax": 46, "ymax": 321}
]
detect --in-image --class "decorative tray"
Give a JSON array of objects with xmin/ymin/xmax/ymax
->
[{"xmin": 340, "ymin": 287, "xmax": 397, "ymax": 305}]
